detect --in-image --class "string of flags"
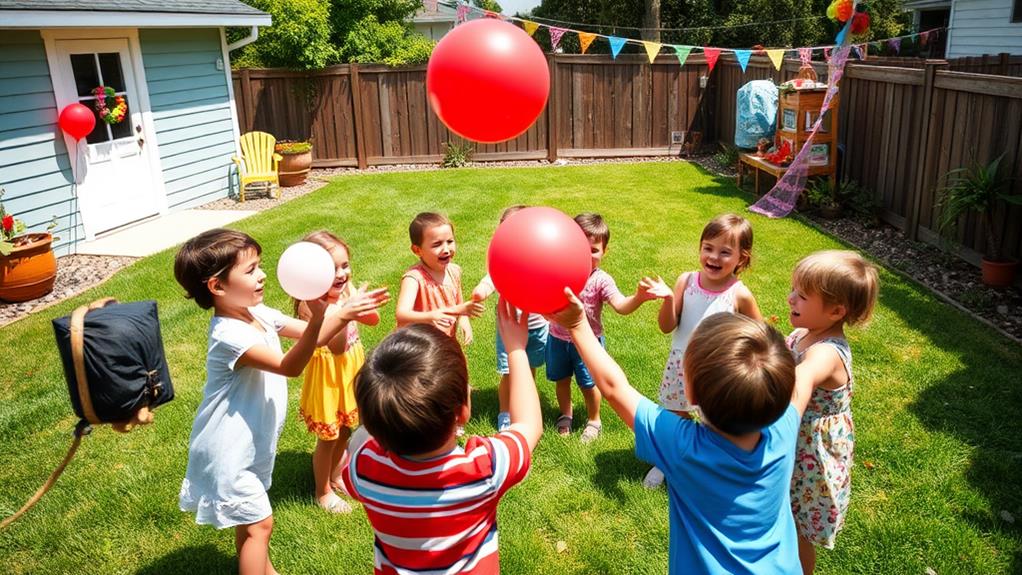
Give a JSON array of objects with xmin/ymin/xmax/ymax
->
[{"xmin": 434, "ymin": 0, "xmax": 945, "ymax": 74}]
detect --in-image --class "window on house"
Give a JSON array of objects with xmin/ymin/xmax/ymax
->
[
  {"xmin": 1014, "ymin": 0, "xmax": 1022, "ymax": 22},
  {"xmin": 69, "ymin": 52, "xmax": 133, "ymax": 144}
]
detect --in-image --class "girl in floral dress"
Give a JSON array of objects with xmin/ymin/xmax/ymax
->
[{"xmin": 786, "ymin": 250, "xmax": 879, "ymax": 574}]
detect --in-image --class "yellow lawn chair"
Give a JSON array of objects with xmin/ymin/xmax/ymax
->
[{"xmin": 232, "ymin": 131, "xmax": 283, "ymax": 202}]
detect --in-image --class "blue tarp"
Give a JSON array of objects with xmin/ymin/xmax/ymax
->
[{"xmin": 734, "ymin": 80, "xmax": 778, "ymax": 149}]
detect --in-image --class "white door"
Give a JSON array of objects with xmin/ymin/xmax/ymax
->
[{"xmin": 56, "ymin": 39, "xmax": 159, "ymax": 237}]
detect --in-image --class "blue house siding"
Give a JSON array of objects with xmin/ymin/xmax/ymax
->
[
  {"xmin": 0, "ymin": 30, "xmax": 82, "ymax": 256},
  {"xmin": 140, "ymin": 28, "xmax": 237, "ymax": 210}
]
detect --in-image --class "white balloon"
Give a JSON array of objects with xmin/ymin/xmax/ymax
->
[{"xmin": 276, "ymin": 242, "xmax": 335, "ymax": 301}]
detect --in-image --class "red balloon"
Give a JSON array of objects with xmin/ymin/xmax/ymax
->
[
  {"xmin": 59, "ymin": 103, "xmax": 96, "ymax": 141},
  {"xmin": 487, "ymin": 207, "xmax": 591, "ymax": 314},
  {"xmin": 427, "ymin": 19, "xmax": 550, "ymax": 144}
]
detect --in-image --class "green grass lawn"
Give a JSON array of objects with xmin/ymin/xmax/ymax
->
[{"xmin": 1, "ymin": 162, "xmax": 1020, "ymax": 574}]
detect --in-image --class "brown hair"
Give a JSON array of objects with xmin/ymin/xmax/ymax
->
[
  {"xmin": 792, "ymin": 250, "xmax": 879, "ymax": 326},
  {"xmin": 499, "ymin": 204, "xmax": 528, "ymax": 223},
  {"xmin": 355, "ymin": 324, "xmax": 469, "ymax": 455},
  {"xmin": 700, "ymin": 214, "xmax": 754, "ymax": 274},
  {"xmin": 409, "ymin": 212, "xmax": 453, "ymax": 246},
  {"xmin": 292, "ymin": 230, "xmax": 350, "ymax": 318},
  {"xmin": 575, "ymin": 212, "xmax": 610, "ymax": 248},
  {"xmin": 684, "ymin": 313, "xmax": 795, "ymax": 435},
  {"xmin": 174, "ymin": 228, "xmax": 261, "ymax": 310}
]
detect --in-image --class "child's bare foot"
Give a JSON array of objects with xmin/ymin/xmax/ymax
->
[{"xmin": 317, "ymin": 493, "xmax": 352, "ymax": 514}]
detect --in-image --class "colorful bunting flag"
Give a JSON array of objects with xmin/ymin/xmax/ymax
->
[
  {"xmin": 673, "ymin": 45, "xmax": 692, "ymax": 67},
  {"xmin": 703, "ymin": 47, "xmax": 721, "ymax": 72},
  {"xmin": 887, "ymin": 38, "xmax": 901, "ymax": 54},
  {"xmin": 798, "ymin": 47, "xmax": 812, "ymax": 65},
  {"xmin": 578, "ymin": 32, "xmax": 597, "ymax": 54},
  {"xmin": 919, "ymin": 30, "xmax": 930, "ymax": 46},
  {"xmin": 484, "ymin": 10, "xmax": 500, "ymax": 19},
  {"xmin": 549, "ymin": 27, "xmax": 567, "ymax": 50},
  {"xmin": 643, "ymin": 41, "xmax": 662, "ymax": 64},
  {"xmin": 523, "ymin": 20, "xmax": 540, "ymax": 36},
  {"xmin": 767, "ymin": 49, "xmax": 785, "ymax": 71},
  {"xmin": 456, "ymin": 4, "xmax": 469, "ymax": 23},
  {"xmin": 854, "ymin": 43, "xmax": 867, "ymax": 60},
  {"xmin": 609, "ymin": 36, "xmax": 627, "ymax": 59},
  {"xmin": 823, "ymin": 47, "xmax": 831, "ymax": 61},
  {"xmin": 734, "ymin": 49, "xmax": 752, "ymax": 72}
]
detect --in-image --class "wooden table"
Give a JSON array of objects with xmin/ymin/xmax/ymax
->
[{"xmin": 736, "ymin": 152, "xmax": 836, "ymax": 196}]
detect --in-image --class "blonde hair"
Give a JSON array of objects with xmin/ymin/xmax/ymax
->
[
  {"xmin": 700, "ymin": 214, "xmax": 754, "ymax": 274},
  {"xmin": 292, "ymin": 230, "xmax": 350, "ymax": 318},
  {"xmin": 792, "ymin": 250, "xmax": 879, "ymax": 326},
  {"xmin": 683, "ymin": 313, "xmax": 795, "ymax": 435}
]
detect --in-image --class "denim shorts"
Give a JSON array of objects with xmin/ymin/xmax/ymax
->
[
  {"xmin": 545, "ymin": 334, "xmax": 605, "ymax": 390},
  {"xmin": 496, "ymin": 324, "xmax": 549, "ymax": 374}
]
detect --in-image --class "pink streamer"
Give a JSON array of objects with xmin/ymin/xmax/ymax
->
[
  {"xmin": 750, "ymin": 45, "xmax": 852, "ymax": 218},
  {"xmin": 456, "ymin": 4, "xmax": 469, "ymax": 23}
]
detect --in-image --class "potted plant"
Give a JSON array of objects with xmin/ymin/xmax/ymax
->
[
  {"xmin": 0, "ymin": 188, "xmax": 58, "ymax": 303},
  {"xmin": 805, "ymin": 177, "xmax": 842, "ymax": 219},
  {"xmin": 937, "ymin": 153, "xmax": 1022, "ymax": 287},
  {"xmin": 275, "ymin": 139, "xmax": 313, "ymax": 187}
]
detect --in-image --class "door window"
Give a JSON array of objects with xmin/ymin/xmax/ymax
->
[{"xmin": 69, "ymin": 52, "xmax": 133, "ymax": 144}]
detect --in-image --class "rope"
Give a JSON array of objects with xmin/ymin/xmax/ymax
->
[{"xmin": 0, "ymin": 421, "xmax": 91, "ymax": 530}]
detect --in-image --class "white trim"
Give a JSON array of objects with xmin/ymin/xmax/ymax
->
[
  {"xmin": 41, "ymin": 28, "xmax": 168, "ymax": 241},
  {"xmin": 946, "ymin": 0, "xmax": 957, "ymax": 57},
  {"xmin": 1, "ymin": 10, "xmax": 270, "ymax": 28},
  {"xmin": 220, "ymin": 27, "xmax": 243, "ymax": 162}
]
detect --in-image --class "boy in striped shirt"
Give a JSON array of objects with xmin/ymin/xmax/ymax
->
[{"xmin": 343, "ymin": 299, "xmax": 543, "ymax": 575}]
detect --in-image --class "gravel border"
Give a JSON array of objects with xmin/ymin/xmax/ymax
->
[{"xmin": 5, "ymin": 154, "xmax": 1019, "ymax": 344}]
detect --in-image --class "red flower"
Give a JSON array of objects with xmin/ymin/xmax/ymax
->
[{"xmin": 2, "ymin": 214, "xmax": 13, "ymax": 233}]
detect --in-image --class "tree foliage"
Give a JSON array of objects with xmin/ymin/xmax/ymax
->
[{"xmin": 232, "ymin": 0, "xmax": 336, "ymax": 70}]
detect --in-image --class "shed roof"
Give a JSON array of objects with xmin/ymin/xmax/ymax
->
[{"xmin": 0, "ymin": 0, "xmax": 271, "ymax": 27}]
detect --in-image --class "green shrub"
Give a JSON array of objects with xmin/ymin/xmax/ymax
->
[
  {"xmin": 441, "ymin": 141, "xmax": 474, "ymax": 168},
  {"xmin": 340, "ymin": 15, "xmax": 434, "ymax": 66},
  {"xmin": 713, "ymin": 143, "xmax": 739, "ymax": 166},
  {"xmin": 275, "ymin": 140, "xmax": 313, "ymax": 154}
]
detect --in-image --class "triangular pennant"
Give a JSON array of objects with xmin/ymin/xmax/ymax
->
[
  {"xmin": 854, "ymin": 43, "xmax": 867, "ymax": 60},
  {"xmin": 456, "ymin": 4, "xmax": 469, "ymax": 23},
  {"xmin": 609, "ymin": 36, "xmax": 627, "ymax": 59},
  {"xmin": 523, "ymin": 20, "xmax": 540, "ymax": 37},
  {"xmin": 767, "ymin": 49, "xmax": 785, "ymax": 71},
  {"xmin": 798, "ymin": 47, "xmax": 812, "ymax": 65},
  {"xmin": 823, "ymin": 47, "xmax": 832, "ymax": 61},
  {"xmin": 549, "ymin": 27, "xmax": 567, "ymax": 50},
  {"xmin": 703, "ymin": 47, "xmax": 721, "ymax": 72},
  {"xmin": 642, "ymin": 41, "xmax": 662, "ymax": 64},
  {"xmin": 578, "ymin": 32, "xmax": 597, "ymax": 54},
  {"xmin": 888, "ymin": 38, "xmax": 901, "ymax": 54},
  {"xmin": 483, "ymin": 10, "xmax": 500, "ymax": 19},
  {"xmin": 835, "ymin": 21, "xmax": 850, "ymax": 45},
  {"xmin": 920, "ymin": 30, "xmax": 930, "ymax": 46},
  {"xmin": 673, "ymin": 45, "xmax": 692, "ymax": 66},
  {"xmin": 734, "ymin": 49, "xmax": 752, "ymax": 72}
]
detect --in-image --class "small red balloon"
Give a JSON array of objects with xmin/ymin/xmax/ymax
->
[
  {"xmin": 59, "ymin": 103, "xmax": 96, "ymax": 141},
  {"xmin": 487, "ymin": 207, "xmax": 591, "ymax": 315},
  {"xmin": 851, "ymin": 11, "xmax": 870, "ymax": 34},
  {"xmin": 427, "ymin": 19, "xmax": 550, "ymax": 144}
]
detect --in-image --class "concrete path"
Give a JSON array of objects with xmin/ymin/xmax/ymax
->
[{"xmin": 77, "ymin": 209, "xmax": 256, "ymax": 257}]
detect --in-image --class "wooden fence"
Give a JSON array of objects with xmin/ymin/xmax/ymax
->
[
  {"xmin": 233, "ymin": 54, "xmax": 715, "ymax": 169},
  {"xmin": 233, "ymin": 54, "xmax": 1022, "ymax": 264},
  {"xmin": 860, "ymin": 53, "xmax": 1022, "ymax": 77},
  {"xmin": 713, "ymin": 56, "xmax": 1022, "ymax": 264}
]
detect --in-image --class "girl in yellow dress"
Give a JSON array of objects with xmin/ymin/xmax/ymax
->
[{"xmin": 294, "ymin": 231, "xmax": 389, "ymax": 513}]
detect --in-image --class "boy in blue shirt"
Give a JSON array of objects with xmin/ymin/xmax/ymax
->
[{"xmin": 550, "ymin": 288, "xmax": 810, "ymax": 574}]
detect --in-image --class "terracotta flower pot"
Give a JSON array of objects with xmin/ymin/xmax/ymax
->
[
  {"xmin": 0, "ymin": 232, "xmax": 57, "ymax": 303},
  {"xmin": 981, "ymin": 258, "xmax": 1017, "ymax": 288},
  {"xmin": 278, "ymin": 150, "xmax": 312, "ymax": 187}
]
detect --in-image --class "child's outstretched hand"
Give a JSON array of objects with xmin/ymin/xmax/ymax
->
[
  {"xmin": 496, "ymin": 297, "xmax": 529, "ymax": 352},
  {"xmin": 461, "ymin": 297, "xmax": 486, "ymax": 318},
  {"xmin": 544, "ymin": 287, "xmax": 586, "ymax": 331},
  {"xmin": 639, "ymin": 276, "xmax": 672, "ymax": 299},
  {"xmin": 305, "ymin": 295, "xmax": 330, "ymax": 319},
  {"xmin": 339, "ymin": 284, "xmax": 390, "ymax": 321}
]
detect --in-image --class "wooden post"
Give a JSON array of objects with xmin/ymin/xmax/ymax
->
[
  {"xmin": 906, "ymin": 60, "xmax": 948, "ymax": 240},
  {"xmin": 350, "ymin": 63, "xmax": 368, "ymax": 170},
  {"xmin": 547, "ymin": 54, "xmax": 559, "ymax": 162},
  {"xmin": 239, "ymin": 68, "xmax": 255, "ymax": 132},
  {"xmin": 999, "ymin": 52, "xmax": 1010, "ymax": 76}
]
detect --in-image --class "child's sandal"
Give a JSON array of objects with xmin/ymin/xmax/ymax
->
[
  {"xmin": 556, "ymin": 414, "xmax": 573, "ymax": 436},
  {"xmin": 580, "ymin": 421, "xmax": 602, "ymax": 444},
  {"xmin": 318, "ymin": 494, "xmax": 352, "ymax": 514}
]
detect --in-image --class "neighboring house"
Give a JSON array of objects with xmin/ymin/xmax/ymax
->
[
  {"xmin": 905, "ymin": 0, "xmax": 1022, "ymax": 57},
  {"xmin": 0, "ymin": 1, "xmax": 270, "ymax": 255},
  {"xmin": 412, "ymin": 2, "xmax": 457, "ymax": 42}
]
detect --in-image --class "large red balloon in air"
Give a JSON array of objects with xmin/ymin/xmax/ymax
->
[
  {"xmin": 58, "ymin": 103, "xmax": 96, "ymax": 141},
  {"xmin": 487, "ymin": 207, "xmax": 591, "ymax": 315},
  {"xmin": 427, "ymin": 18, "xmax": 550, "ymax": 144}
]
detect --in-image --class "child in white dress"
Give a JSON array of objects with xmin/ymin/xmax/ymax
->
[{"xmin": 174, "ymin": 229, "xmax": 352, "ymax": 575}]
